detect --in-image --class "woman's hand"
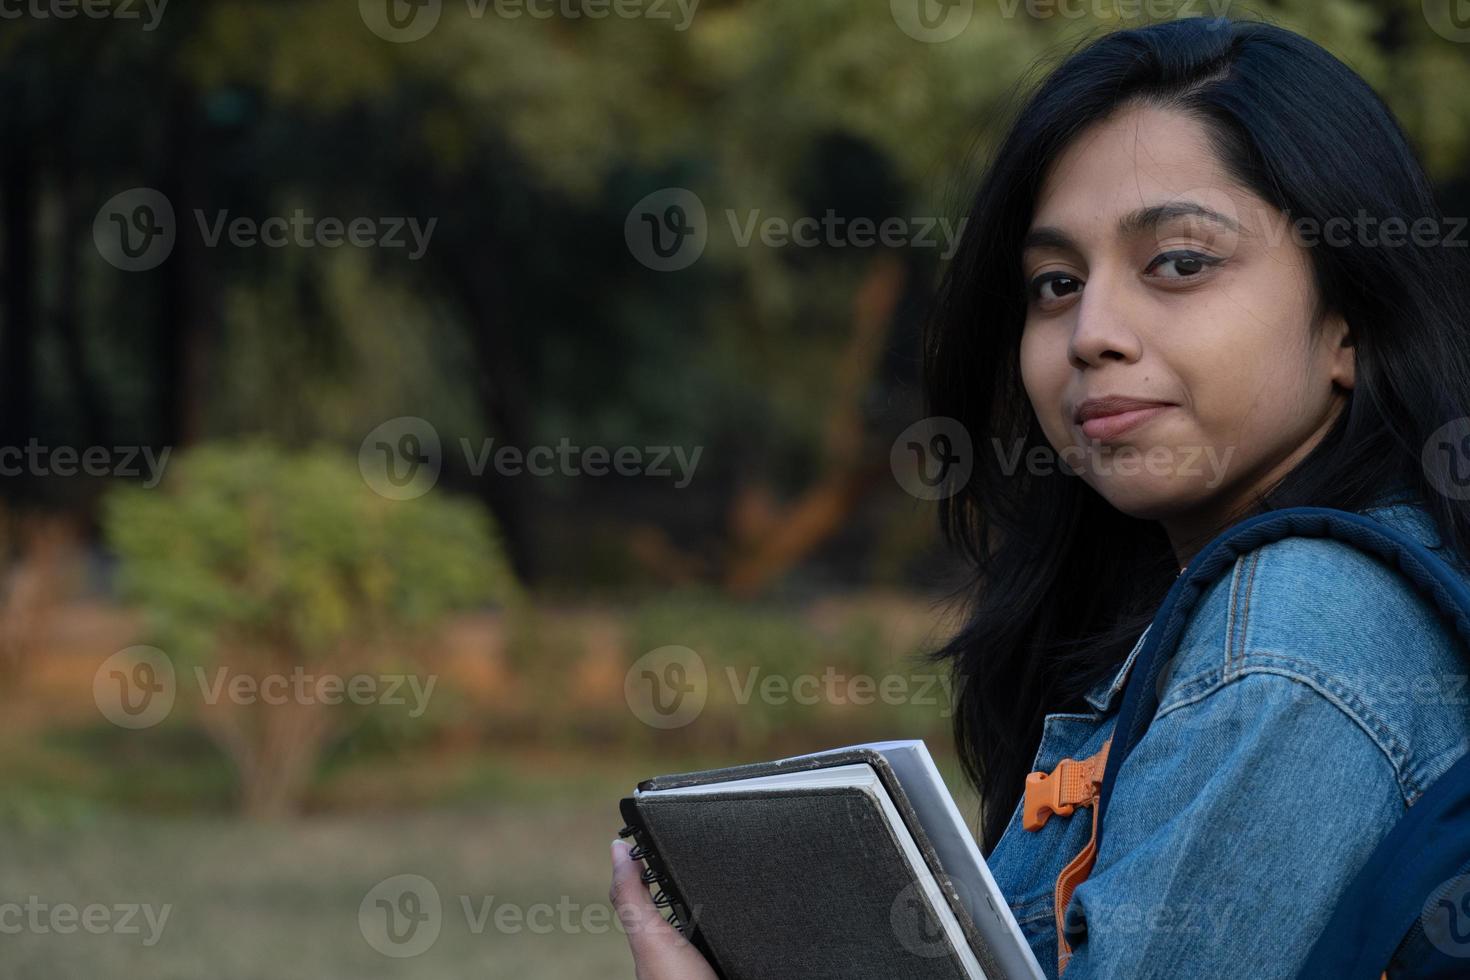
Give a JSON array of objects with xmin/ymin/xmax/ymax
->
[{"xmin": 609, "ymin": 839, "xmax": 718, "ymax": 980}]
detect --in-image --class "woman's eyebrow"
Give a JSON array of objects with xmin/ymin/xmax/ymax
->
[
  {"xmin": 1022, "ymin": 201, "xmax": 1244, "ymax": 252},
  {"xmin": 1119, "ymin": 201, "xmax": 1243, "ymax": 237}
]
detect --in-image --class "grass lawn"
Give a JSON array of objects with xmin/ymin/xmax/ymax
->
[
  {"xmin": 0, "ymin": 749, "xmax": 982, "ymax": 979},
  {"xmin": 1, "ymin": 785, "xmax": 650, "ymax": 978},
  {"xmin": 0, "ymin": 590, "xmax": 975, "ymax": 978}
]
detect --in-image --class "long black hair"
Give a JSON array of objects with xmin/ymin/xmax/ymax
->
[{"xmin": 924, "ymin": 16, "xmax": 1470, "ymax": 854}]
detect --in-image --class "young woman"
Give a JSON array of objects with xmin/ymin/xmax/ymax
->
[{"xmin": 612, "ymin": 16, "xmax": 1470, "ymax": 978}]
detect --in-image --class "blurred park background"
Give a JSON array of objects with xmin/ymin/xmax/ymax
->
[{"xmin": 1, "ymin": 1, "xmax": 1468, "ymax": 976}]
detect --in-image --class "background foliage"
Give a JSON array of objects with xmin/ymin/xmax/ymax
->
[{"xmin": 0, "ymin": 1, "xmax": 1466, "ymax": 975}]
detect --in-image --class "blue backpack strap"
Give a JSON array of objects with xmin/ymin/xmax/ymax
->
[
  {"xmin": 1301, "ymin": 752, "xmax": 1470, "ymax": 978},
  {"xmin": 1082, "ymin": 505, "xmax": 1470, "ymax": 977}
]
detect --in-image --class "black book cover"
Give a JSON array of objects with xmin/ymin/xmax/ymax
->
[{"xmin": 618, "ymin": 748, "xmax": 1009, "ymax": 979}]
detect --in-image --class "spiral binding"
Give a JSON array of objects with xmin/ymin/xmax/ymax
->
[{"xmin": 618, "ymin": 821, "xmax": 685, "ymax": 930}]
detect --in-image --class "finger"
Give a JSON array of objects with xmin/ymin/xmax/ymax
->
[{"xmin": 609, "ymin": 839, "xmax": 693, "ymax": 963}]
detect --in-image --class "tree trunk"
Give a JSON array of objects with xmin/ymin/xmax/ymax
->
[
  {"xmin": 0, "ymin": 133, "xmax": 38, "ymax": 503},
  {"xmin": 195, "ymin": 644, "xmax": 348, "ymax": 819},
  {"xmin": 157, "ymin": 83, "xmax": 211, "ymax": 450},
  {"xmin": 723, "ymin": 253, "xmax": 909, "ymax": 595}
]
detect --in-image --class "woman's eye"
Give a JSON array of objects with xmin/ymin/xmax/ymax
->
[
  {"xmin": 1145, "ymin": 249, "xmax": 1219, "ymax": 279},
  {"xmin": 1028, "ymin": 272, "xmax": 1082, "ymax": 305}
]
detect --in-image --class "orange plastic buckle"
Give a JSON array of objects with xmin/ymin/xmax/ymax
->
[
  {"xmin": 1022, "ymin": 740, "xmax": 1110, "ymax": 832},
  {"xmin": 1019, "ymin": 737, "xmax": 1112, "ymax": 975}
]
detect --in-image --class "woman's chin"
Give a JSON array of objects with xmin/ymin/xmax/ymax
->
[{"xmin": 1085, "ymin": 476, "xmax": 1218, "ymax": 523}]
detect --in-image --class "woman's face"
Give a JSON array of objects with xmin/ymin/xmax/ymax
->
[{"xmin": 1018, "ymin": 103, "xmax": 1355, "ymax": 561}]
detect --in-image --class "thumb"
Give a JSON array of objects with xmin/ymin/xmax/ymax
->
[{"xmin": 609, "ymin": 839, "xmax": 710, "ymax": 977}]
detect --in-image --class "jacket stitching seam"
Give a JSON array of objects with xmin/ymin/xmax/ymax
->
[
  {"xmin": 1233, "ymin": 550, "xmax": 1262, "ymax": 676},
  {"xmin": 1155, "ymin": 667, "xmax": 1223, "ymax": 711},
  {"xmin": 1154, "ymin": 659, "xmax": 1419, "ymax": 805},
  {"xmin": 1224, "ymin": 556, "xmax": 1245, "ymax": 676},
  {"xmin": 1232, "ymin": 650, "xmax": 1418, "ymax": 797}
]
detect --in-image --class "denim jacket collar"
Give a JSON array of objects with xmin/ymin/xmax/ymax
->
[
  {"xmin": 1079, "ymin": 485, "xmax": 1433, "ymax": 716},
  {"xmin": 1083, "ymin": 624, "xmax": 1151, "ymax": 713}
]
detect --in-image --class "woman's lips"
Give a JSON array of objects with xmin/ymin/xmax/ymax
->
[{"xmin": 1078, "ymin": 404, "xmax": 1173, "ymax": 441}]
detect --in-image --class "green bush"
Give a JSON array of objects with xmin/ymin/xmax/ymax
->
[{"xmin": 103, "ymin": 439, "xmax": 520, "ymax": 816}]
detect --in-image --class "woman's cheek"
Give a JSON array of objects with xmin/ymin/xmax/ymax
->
[{"xmin": 1019, "ymin": 330, "xmax": 1066, "ymax": 434}]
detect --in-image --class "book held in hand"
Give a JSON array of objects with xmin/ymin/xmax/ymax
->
[{"xmin": 618, "ymin": 739, "xmax": 1045, "ymax": 980}]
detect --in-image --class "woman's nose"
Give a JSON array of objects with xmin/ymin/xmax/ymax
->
[{"xmin": 1067, "ymin": 274, "xmax": 1144, "ymax": 369}]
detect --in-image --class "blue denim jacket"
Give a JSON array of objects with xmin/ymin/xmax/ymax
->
[{"xmin": 985, "ymin": 497, "xmax": 1470, "ymax": 979}]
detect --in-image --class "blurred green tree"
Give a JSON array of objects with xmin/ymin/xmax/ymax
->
[{"xmin": 102, "ymin": 440, "xmax": 520, "ymax": 816}]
